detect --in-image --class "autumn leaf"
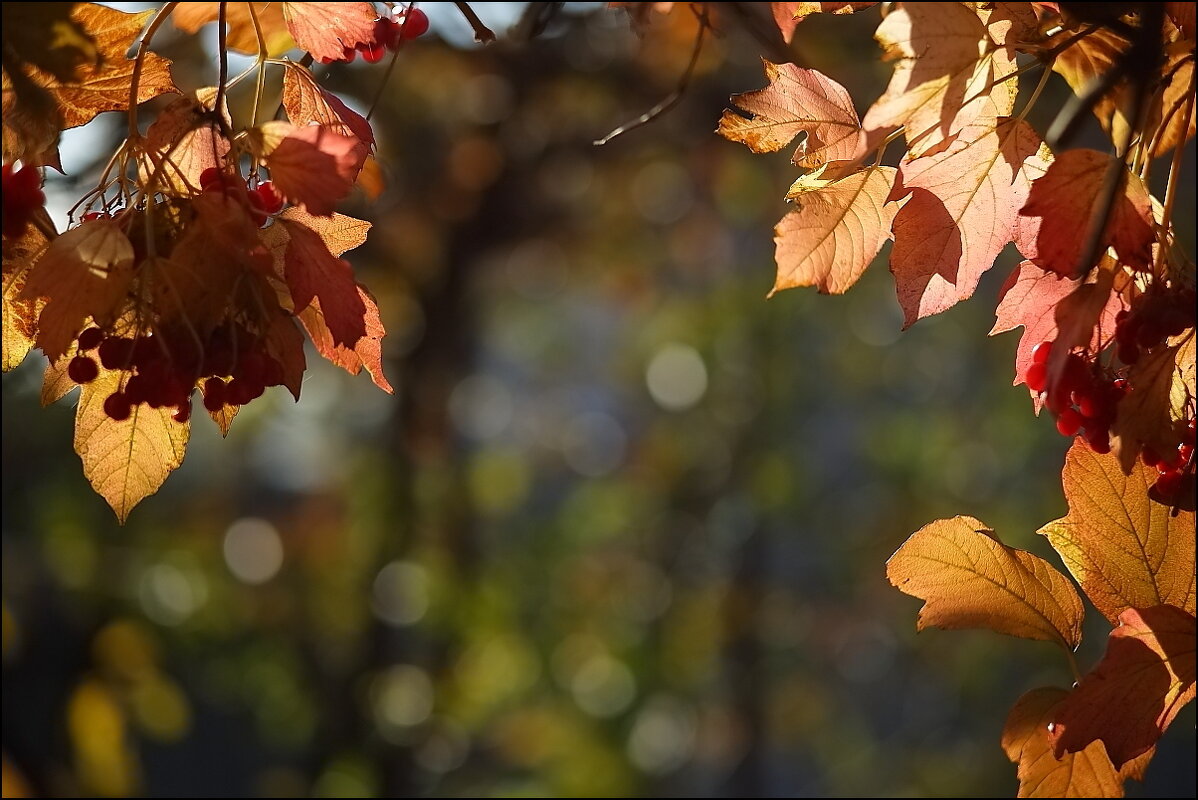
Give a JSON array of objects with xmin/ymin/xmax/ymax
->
[
  {"xmin": 2, "ymin": 211, "xmax": 51, "ymax": 371},
  {"xmin": 282, "ymin": 64, "xmax": 374, "ymax": 148},
  {"xmin": 861, "ymin": 3, "xmax": 1018, "ymax": 157},
  {"xmin": 258, "ymin": 122, "xmax": 364, "ymax": 217},
  {"xmin": 282, "ymin": 2, "xmax": 377, "ymax": 62},
  {"xmin": 773, "ymin": 166, "xmax": 900, "ymax": 295},
  {"xmin": 718, "ymin": 60, "xmax": 865, "ymax": 173},
  {"xmin": 1019, "ymin": 150, "xmax": 1155, "ymax": 276},
  {"xmin": 1150, "ymin": 47, "xmax": 1196, "ymax": 160},
  {"xmin": 1167, "ymin": 2, "xmax": 1196, "ymax": 39},
  {"xmin": 1050, "ymin": 605, "xmax": 1196, "ymax": 769},
  {"xmin": 267, "ymin": 216, "xmax": 367, "ymax": 348},
  {"xmin": 172, "ymin": 3, "xmax": 292, "ymax": 55},
  {"xmin": 770, "ymin": 3, "xmax": 876, "ymax": 43},
  {"xmin": 990, "ymin": 261, "xmax": 1121, "ymax": 391},
  {"xmin": 887, "ymin": 516, "xmax": 1085, "ymax": 650},
  {"xmin": 41, "ymin": 351, "xmax": 77, "ymax": 407},
  {"xmin": 1039, "ymin": 441, "xmax": 1196, "ymax": 624},
  {"xmin": 890, "ymin": 116, "xmax": 1047, "ymax": 326},
  {"xmin": 297, "ymin": 283, "xmax": 392, "ymax": 393},
  {"xmin": 1002, "ymin": 687, "xmax": 1139, "ymax": 798},
  {"xmin": 74, "ymin": 368, "xmax": 190, "ymax": 523},
  {"xmin": 20, "ymin": 220, "xmax": 135, "ymax": 363},
  {"xmin": 1, "ymin": 3, "xmax": 99, "ymax": 83},
  {"xmin": 1112, "ymin": 342, "xmax": 1189, "ymax": 473},
  {"xmin": 1047, "ymin": 26, "xmax": 1134, "ymax": 146},
  {"xmin": 263, "ymin": 306, "xmax": 307, "ymax": 400},
  {"xmin": 138, "ymin": 88, "xmax": 231, "ymax": 196}
]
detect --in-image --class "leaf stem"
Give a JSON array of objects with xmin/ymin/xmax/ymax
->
[{"xmin": 127, "ymin": 2, "xmax": 178, "ymax": 138}]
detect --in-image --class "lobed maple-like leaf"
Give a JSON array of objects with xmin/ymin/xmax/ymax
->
[
  {"xmin": 1111, "ymin": 342, "xmax": 1190, "ymax": 474},
  {"xmin": 718, "ymin": 60, "xmax": 865, "ymax": 172},
  {"xmin": 1018, "ymin": 150, "xmax": 1155, "ymax": 276},
  {"xmin": 1049, "ymin": 605, "xmax": 1196, "ymax": 769},
  {"xmin": 887, "ymin": 515, "xmax": 1085, "ymax": 650},
  {"xmin": 74, "ymin": 367, "xmax": 190, "ymax": 523},
  {"xmin": 258, "ymin": 122, "xmax": 364, "ymax": 217},
  {"xmin": 20, "ymin": 219, "xmax": 135, "ymax": 363},
  {"xmin": 2, "ymin": 211, "xmax": 51, "ymax": 371},
  {"xmin": 990, "ymin": 261, "xmax": 1121, "ymax": 391},
  {"xmin": 1002, "ymin": 686, "xmax": 1141, "ymax": 798},
  {"xmin": 1039, "ymin": 442, "xmax": 1196, "ymax": 624},
  {"xmin": 770, "ymin": 2, "xmax": 876, "ymax": 42},
  {"xmin": 138, "ymin": 88, "xmax": 231, "ymax": 196},
  {"xmin": 172, "ymin": 3, "xmax": 292, "ymax": 55},
  {"xmin": 861, "ymin": 3, "xmax": 1019, "ymax": 157},
  {"xmin": 282, "ymin": 64, "xmax": 374, "ymax": 148},
  {"xmin": 890, "ymin": 115, "xmax": 1047, "ymax": 326},
  {"xmin": 282, "ymin": 2, "xmax": 377, "ymax": 62},
  {"xmin": 1047, "ymin": 26, "xmax": 1133, "ymax": 146},
  {"xmin": 773, "ymin": 166, "xmax": 900, "ymax": 295},
  {"xmin": 297, "ymin": 284, "xmax": 392, "ymax": 393}
]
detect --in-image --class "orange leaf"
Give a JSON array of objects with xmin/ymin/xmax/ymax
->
[
  {"xmin": 20, "ymin": 219, "xmax": 135, "ymax": 362},
  {"xmin": 74, "ymin": 367, "xmax": 190, "ymax": 523},
  {"xmin": 890, "ymin": 116, "xmax": 1047, "ymax": 326},
  {"xmin": 282, "ymin": 2, "xmax": 377, "ymax": 62},
  {"xmin": 138, "ymin": 88, "xmax": 231, "ymax": 196},
  {"xmin": 281, "ymin": 64, "xmax": 374, "ymax": 148},
  {"xmin": 773, "ymin": 166, "xmax": 900, "ymax": 295},
  {"xmin": 273, "ymin": 218, "xmax": 366, "ymax": 347},
  {"xmin": 861, "ymin": 3, "xmax": 1018, "ymax": 157},
  {"xmin": 990, "ymin": 261, "xmax": 1120, "ymax": 392},
  {"xmin": 1111, "ymin": 342, "xmax": 1190, "ymax": 474},
  {"xmin": 297, "ymin": 283, "xmax": 391, "ymax": 393},
  {"xmin": 260, "ymin": 122, "xmax": 364, "ymax": 217},
  {"xmin": 770, "ymin": 3, "xmax": 876, "ymax": 43},
  {"xmin": 886, "ymin": 515, "xmax": 1085, "ymax": 650},
  {"xmin": 1050, "ymin": 605, "xmax": 1196, "ymax": 769},
  {"xmin": 718, "ymin": 59, "xmax": 865, "ymax": 172},
  {"xmin": 1018, "ymin": 150, "xmax": 1155, "ymax": 276},
  {"xmin": 1038, "ymin": 442, "xmax": 1196, "ymax": 624},
  {"xmin": 172, "ymin": 3, "xmax": 292, "ymax": 55},
  {"xmin": 2, "ymin": 212, "xmax": 51, "ymax": 371},
  {"xmin": 1002, "ymin": 686, "xmax": 1138, "ymax": 798}
]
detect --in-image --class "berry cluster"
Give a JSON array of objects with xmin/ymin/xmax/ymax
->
[
  {"xmin": 199, "ymin": 168, "xmax": 284, "ymax": 226},
  {"xmin": 69, "ymin": 323, "xmax": 288, "ymax": 423},
  {"xmin": 3, "ymin": 163, "xmax": 46, "ymax": 238},
  {"xmin": 1113, "ymin": 288, "xmax": 1195, "ymax": 365},
  {"xmin": 1024, "ymin": 341, "xmax": 1123, "ymax": 454},
  {"xmin": 320, "ymin": 8, "xmax": 429, "ymax": 63},
  {"xmin": 1143, "ymin": 419, "xmax": 1196, "ymax": 503}
]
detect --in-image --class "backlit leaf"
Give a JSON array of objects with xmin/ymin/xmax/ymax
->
[
  {"xmin": 282, "ymin": 64, "xmax": 374, "ymax": 148},
  {"xmin": 1039, "ymin": 442, "xmax": 1196, "ymax": 624},
  {"xmin": 282, "ymin": 2, "xmax": 377, "ymax": 62},
  {"xmin": 259, "ymin": 122, "xmax": 364, "ymax": 217},
  {"xmin": 1002, "ymin": 686, "xmax": 1133, "ymax": 798},
  {"xmin": 887, "ymin": 515, "xmax": 1085, "ymax": 650},
  {"xmin": 2, "ymin": 211, "xmax": 51, "ymax": 371},
  {"xmin": 1112, "ymin": 342, "xmax": 1190, "ymax": 473},
  {"xmin": 172, "ymin": 3, "xmax": 292, "ymax": 55},
  {"xmin": 1050, "ymin": 605, "xmax": 1196, "ymax": 769},
  {"xmin": 74, "ymin": 367, "xmax": 190, "ymax": 523},
  {"xmin": 773, "ymin": 166, "xmax": 900, "ymax": 295}
]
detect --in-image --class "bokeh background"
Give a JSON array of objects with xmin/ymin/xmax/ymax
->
[{"xmin": 3, "ymin": 3, "xmax": 1195, "ymax": 797}]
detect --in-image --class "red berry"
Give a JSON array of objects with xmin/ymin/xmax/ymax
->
[
  {"xmin": 1071, "ymin": 389, "xmax": 1097, "ymax": 419},
  {"xmin": 342, "ymin": 45, "xmax": 358, "ymax": 62},
  {"xmin": 257, "ymin": 181, "xmax": 284, "ymax": 214},
  {"xmin": 360, "ymin": 42, "xmax": 387, "ymax": 62},
  {"xmin": 1045, "ymin": 387, "xmax": 1071, "ymax": 416},
  {"xmin": 103, "ymin": 392, "xmax": 133, "ymax": 421},
  {"xmin": 1056, "ymin": 407, "xmax": 1082, "ymax": 437},
  {"xmin": 173, "ymin": 402, "xmax": 192, "ymax": 423},
  {"xmin": 1153, "ymin": 469, "xmax": 1184, "ymax": 501},
  {"xmin": 247, "ymin": 189, "xmax": 269, "ymax": 227},
  {"xmin": 77, "ymin": 327, "xmax": 105, "ymax": 351},
  {"xmin": 1031, "ymin": 341, "xmax": 1053, "ymax": 364},
  {"xmin": 97, "ymin": 337, "xmax": 135, "ymax": 369},
  {"xmin": 67, "ymin": 355, "xmax": 99, "ymax": 384},
  {"xmin": 399, "ymin": 8, "xmax": 429, "ymax": 40},
  {"xmin": 1025, "ymin": 361, "xmax": 1048, "ymax": 393},
  {"xmin": 199, "ymin": 167, "xmax": 223, "ymax": 191},
  {"xmin": 1158, "ymin": 446, "xmax": 1183, "ymax": 470},
  {"xmin": 81, "ymin": 211, "xmax": 108, "ymax": 222},
  {"xmin": 375, "ymin": 17, "xmax": 401, "ymax": 49},
  {"xmin": 1084, "ymin": 426, "xmax": 1111, "ymax": 455},
  {"xmin": 3, "ymin": 164, "xmax": 46, "ymax": 239}
]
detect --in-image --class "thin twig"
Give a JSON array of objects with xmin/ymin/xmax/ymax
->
[
  {"xmin": 454, "ymin": 2, "xmax": 496, "ymax": 44},
  {"xmin": 127, "ymin": 2, "xmax": 179, "ymax": 137},
  {"xmin": 594, "ymin": 6, "xmax": 710, "ymax": 146}
]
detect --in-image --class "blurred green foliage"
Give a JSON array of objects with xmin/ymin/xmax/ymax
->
[{"xmin": 2, "ymin": 3, "xmax": 1194, "ymax": 797}]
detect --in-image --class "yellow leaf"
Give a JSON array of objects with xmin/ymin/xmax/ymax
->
[
  {"xmin": 1039, "ymin": 441, "xmax": 1196, "ymax": 624},
  {"xmin": 2, "ymin": 212, "xmax": 51, "ymax": 371},
  {"xmin": 74, "ymin": 368, "xmax": 190, "ymax": 523},
  {"xmin": 887, "ymin": 515, "xmax": 1085, "ymax": 650}
]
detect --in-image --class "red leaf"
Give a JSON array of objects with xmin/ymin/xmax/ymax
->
[
  {"xmin": 770, "ymin": 3, "xmax": 876, "ymax": 44},
  {"xmin": 261, "ymin": 122, "xmax": 364, "ymax": 217},
  {"xmin": 297, "ymin": 283, "xmax": 391, "ymax": 393},
  {"xmin": 282, "ymin": 2, "xmax": 376, "ymax": 62},
  {"xmin": 990, "ymin": 261, "xmax": 1121, "ymax": 390},
  {"xmin": 1019, "ymin": 149, "xmax": 1155, "ymax": 276},
  {"xmin": 281, "ymin": 64, "xmax": 374, "ymax": 148},
  {"xmin": 1050, "ymin": 605, "xmax": 1196, "ymax": 769},
  {"xmin": 890, "ymin": 116, "xmax": 1047, "ymax": 326},
  {"xmin": 277, "ymin": 218, "xmax": 366, "ymax": 347}
]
